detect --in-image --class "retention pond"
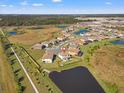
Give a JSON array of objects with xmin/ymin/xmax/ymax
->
[
  {"xmin": 111, "ymin": 40, "xmax": 124, "ymax": 45},
  {"xmin": 49, "ymin": 67, "xmax": 105, "ymax": 93}
]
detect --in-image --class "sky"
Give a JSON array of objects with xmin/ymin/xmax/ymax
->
[{"xmin": 0, "ymin": 0, "xmax": 124, "ymax": 14}]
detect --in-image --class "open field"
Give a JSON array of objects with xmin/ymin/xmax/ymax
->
[
  {"xmin": 0, "ymin": 42, "xmax": 17, "ymax": 93},
  {"xmin": 8, "ymin": 25, "xmax": 61, "ymax": 45},
  {"xmin": 90, "ymin": 45, "xmax": 124, "ymax": 93}
]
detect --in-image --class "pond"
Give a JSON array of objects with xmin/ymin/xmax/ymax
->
[
  {"xmin": 111, "ymin": 40, "xmax": 124, "ymax": 45},
  {"xmin": 8, "ymin": 32, "xmax": 17, "ymax": 35},
  {"xmin": 49, "ymin": 67, "xmax": 105, "ymax": 93},
  {"xmin": 57, "ymin": 25, "xmax": 67, "ymax": 28},
  {"xmin": 74, "ymin": 29, "xmax": 89, "ymax": 35}
]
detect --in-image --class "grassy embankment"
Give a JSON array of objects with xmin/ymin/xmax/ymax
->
[
  {"xmin": 13, "ymin": 44, "xmax": 62, "ymax": 93},
  {"xmin": 0, "ymin": 31, "xmax": 35, "ymax": 93},
  {"xmin": 0, "ymin": 41, "xmax": 17, "ymax": 93}
]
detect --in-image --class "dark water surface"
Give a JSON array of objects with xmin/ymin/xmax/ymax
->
[
  {"xmin": 49, "ymin": 67, "xmax": 105, "ymax": 93},
  {"xmin": 111, "ymin": 40, "xmax": 124, "ymax": 45},
  {"xmin": 74, "ymin": 29, "xmax": 89, "ymax": 35},
  {"xmin": 57, "ymin": 25, "xmax": 67, "ymax": 28},
  {"xmin": 8, "ymin": 32, "xmax": 17, "ymax": 35}
]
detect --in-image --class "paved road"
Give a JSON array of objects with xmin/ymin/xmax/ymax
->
[{"xmin": 0, "ymin": 30, "xmax": 39, "ymax": 93}]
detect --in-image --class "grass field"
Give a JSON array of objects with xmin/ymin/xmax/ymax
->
[
  {"xmin": 90, "ymin": 45, "xmax": 124, "ymax": 93},
  {"xmin": 8, "ymin": 25, "xmax": 61, "ymax": 46},
  {"xmin": 0, "ymin": 42, "xmax": 17, "ymax": 93}
]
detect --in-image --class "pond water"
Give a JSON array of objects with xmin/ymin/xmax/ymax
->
[
  {"xmin": 57, "ymin": 25, "xmax": 67, "ymax": 28},
  {"xmin": 111, "ymin": 40, "xmax": 124, "ymax": 45},
  {"xmin": 74, "ymin": 29, "xmax": 89, "ymax": 35},
  {"xmin": 49, "ymin": 67, "xmax": 105, "ymax": 93},
  {"xmin": 8, "ymin": 32, "xmax": 17, "ymax": 35}
]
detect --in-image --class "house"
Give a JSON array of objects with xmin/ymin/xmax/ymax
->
[
  {"xmin": 69, "ymin": 42, "xmax": 79, "ymax": 48},
  {"xmin": 42, "ymin": 51, "xmax": 55, "ymax": 63},
  {"xmin": 72, "ymin": 38, "xmax": 85, "ymax": 46},
  {"xmin": 58, "ymin": 49, "xmax": 71, "ymax": 62},
  {"xmin": 57, "ymin": 36, "xmax": 66, "ymax": 41},
  {"xmin": 68, "ymin": 48, "xmax": 80, "ymax": 56}
]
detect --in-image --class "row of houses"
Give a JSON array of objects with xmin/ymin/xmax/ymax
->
[{"xmin": 42, "ymin": 46, "xmax": 83, "ymax": 63}]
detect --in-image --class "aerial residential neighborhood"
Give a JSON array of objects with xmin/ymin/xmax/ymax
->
[
  {"xmin": 0, "ymin": 0, "xmax": 124, "ymax": 93},
  {"xmin": 0, "ymin": 15, "xmax": 124, "ymax": 93},
  {"xmin": 31, "ymin": 17, "xmax": 124, "ymax": 64}
]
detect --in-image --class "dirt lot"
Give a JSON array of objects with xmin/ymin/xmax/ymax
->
[
  {"xmin": 91, "ymin": 45, "xmax": 124, "ymax": 93},
  {"xmin": 8, "ymin": 25, "xmax": 61, "ymax": 46}
]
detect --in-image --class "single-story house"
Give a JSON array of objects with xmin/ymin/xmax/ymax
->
[
  {"xmin": 57, "ymin": 36, "xmax": 66, "ymax": 41},
  {"xmin": 58, "ymin": 50, "xmax": 71, "ymax": 62},
  {"xmin": 42, "ymin": 51, "xmax": 55, "ymax": 63},
  {"xmin": 68, "ymin": 48, "xmax": 80, "ymax": 56}
]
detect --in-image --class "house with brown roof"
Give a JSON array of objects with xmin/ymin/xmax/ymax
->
[
  {"xmin": 58, "ymin": 50, "xmax": 71, "ymax": 62},
  {"xmin": 68, "ymin": 48, "xmax": 80, "ymax": 56},
  {"xmin": 57, "ymin": 35, "xmax": 66, "ymax": 41},
  {"xmin": 42, "ymin": 51, "xmax": 55, "ymax": 63}
]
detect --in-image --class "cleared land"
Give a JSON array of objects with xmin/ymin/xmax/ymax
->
[
  {"xmin": 0, "ymin": 42, "xmax": 17, "ymax": 93},
  {"xmin": 91, "ymin": 45, "xmax": 124, "ymax": 93}
]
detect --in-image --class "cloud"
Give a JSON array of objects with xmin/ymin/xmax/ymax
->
[
  {"xmin": 20, "ymin": 1, "xmax": 28, "ymax": 6},
  {"xmin": 105, "ymin": 2, "xmax": 112, "ymax": 5},
  {"xmin": 0, "ymin": 4, "xmax": 14, "ymax": 7},
  {"xmin": 52, "ymin": 0, "xmax": 62, "ymax": 3},
  {"xmin": 32, "ymin": 3, "xmax": 44, "ymax": 7},
  {"xmin": 9, "ymin": 5, "xmax": 14, "ymax": 7},
  {"xmin": 0, "ymin": 4, "xmax": 7, "ymax": 7}
]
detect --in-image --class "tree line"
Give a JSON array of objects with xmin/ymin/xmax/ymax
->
[{"xmin": 0, "ymin": 15, "xmax": 83, "ymax": 26}]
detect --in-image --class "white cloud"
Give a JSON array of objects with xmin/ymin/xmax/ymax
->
[
  {"xmin": 20, "ymin": 1, "xmax": 28, "ymax": 6},
  {"xmin": 52, "ymin": 0, "xmax": 62, "ymax": 3},
  {"xmin": 32, "ymin": 3, "xmax": 44, "ymax": 7},
  {"xmin": 9, "ymin": 5, "xmax": 14, "ymax": 7},
  {"xmin": 0, "ymin": 4, "xmax": 14, "ymax": 7},
  {"xmin": 105, "ymin": 2, "xmax": 112, "ymax": 5},
  {"xmin": 0, "ymin": 4, "xmax": 7, "ymax": 7}
]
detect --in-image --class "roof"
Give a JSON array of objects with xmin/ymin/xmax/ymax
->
[
  {"xmin": 68, "ymin": 48, "xmax": 80, "ymax": 54},
  {"xmin": 58, "ymin": 50, "xmax": 69, "ymax": 57},
  {"xmin": 42, "ymin": 51, "xmax": 54, "ymax": 59}
]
